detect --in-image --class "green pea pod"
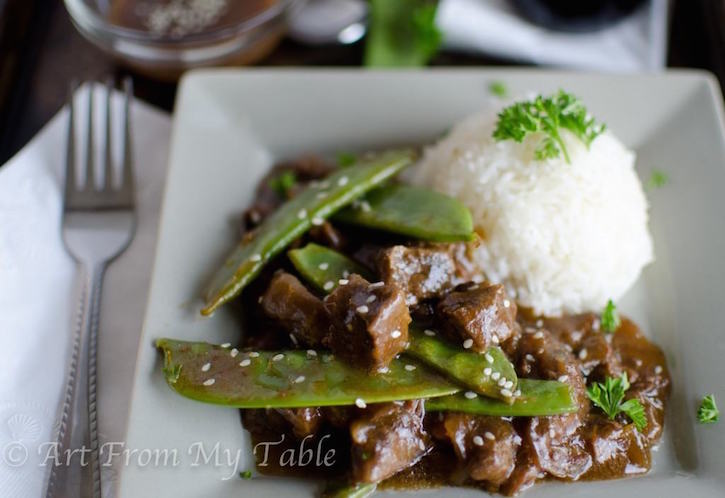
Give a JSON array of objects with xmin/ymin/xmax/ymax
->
[
  {"xmin": 406, "ymin": 328, "xmax": 518, "ymax": 402},
  {"xmin": 333, "ymin": 185, "xmax": 474, "ymax": 242},
  {"xmin": 427, "ymin": 379, "xmax": 577, "ymax": 417},
  {"xmin": 157, "ymin": 339, "xmax": 458, "ymax": 408},
  {"xmin": 323, "ymin": 481, "xmax": 377, "ymax": 498},
  {"xmin": 202, "ymin": 150, "xmax": 415, "ymax": 315},
  {"xmin": 288, "ymin": 243, "xmax": 374, "ymax": 293}
]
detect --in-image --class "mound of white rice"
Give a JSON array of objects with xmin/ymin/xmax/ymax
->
[{"xmin": 409, "ymin": 109, "xmax": 653, "ymax": 316}]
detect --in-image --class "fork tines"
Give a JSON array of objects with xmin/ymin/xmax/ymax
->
[{"xmin": 64, "ymin": 77, "xmax": 135, "ymax": 211}]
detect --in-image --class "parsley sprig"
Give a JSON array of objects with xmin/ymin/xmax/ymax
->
[
  {"xmin": 587, "ymin": 373, "xmax": 647, "ymax": 431},
  {"xmin": 601, "ymin": 299, "xmax": 621, "ymax": 333},
  {"xmin": 697, "ymin": 394, "xmax": 720, "ymax": 424},
  {"xmin": 493, "ymin": 90, "xmax": 606, "ymax": 164}
]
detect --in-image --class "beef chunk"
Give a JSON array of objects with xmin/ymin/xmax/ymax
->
[
  {"xmin": 436, "ymin": 283, "xmax": 517, "ymax": 352},
  {"xmin": 500, "ymin": 444, "xmax": 542, "ymax": 496},
  {"xmin": 581, "ymin": 416, "xmax": 650, "ymax": 478},
  {"xmin": 350, "ymin": 401, "xmax": 429, "ymax": 483},
  {"xmin": 324, "ymin": 274, "xmax": 410, "ymax": 370},
  {"xmin": 377, "ymin": 244, "xmax": 482, "ymax": 306},
  {"xmin": 436, "ymin": 414, "xmax": 519, "ymax": 487},
  {"xmin": 516, "ymin": 329, "xmax": 592, "ymax": 480},
  {"xmin": 260, "ymin": 272, "xmax": 329, "ymax": 347},
  {"xmin": 309, "ymin": 221, "xmax": 347, "ymax": 251},
  {"xmin": 274, "ymin": 408, "xmax": 323, "ymax": 439}
]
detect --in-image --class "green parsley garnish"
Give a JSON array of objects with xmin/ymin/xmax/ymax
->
[
  {"xmin": 697, "ymin": 394, "xmax": 720, "ymax": 424},
  {"xmin": 587, "ymin": 373, "xmax": 647, "ymax": 431},
  {"xmin": 492, "ymin": 90, "xmax": 606, "ymax": 164},
  {"xmin": 601, "ymin": 299, "xmax": 620, "ymax": 333},
  {"xmin": 268, "ymin": 171, "xmax": 297, "ymax": 198},
  {"xmin": 489, "ymin": 81, "xmax": 508, "ymax": 97},
  {"xmin": 239, "ymin": 470, "xmax": 253, "ymax": 479},
  {"xmin": 365, "ymin": 0, "xmax": 442, "ymax": 67},
  {"xmin": 647, "ymin": 169, "xmax": 669, "ymax": 189},
  {"xmin": 337, "ymin": 152, "xmax": 357, "ymax": 168}
]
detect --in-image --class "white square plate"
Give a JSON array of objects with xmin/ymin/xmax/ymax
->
[{"xmin": 119, "ymin": 69, "xmax": 725, "ymax": 498}]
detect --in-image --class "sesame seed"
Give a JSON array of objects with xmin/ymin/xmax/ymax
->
[
  {"xmin": 342, "ymin": 270, "xmax": 350, "ymax": 278},
  {"xmin": 369, "ymin": 281, "xmax": 385, "ymax": 289},
  {"xmin": 356, "ymin": 305, "xmax": 369, "ymax": 314},
  {"xmin": 230, "ymin": 348, "xmax": 239, "ymax": 358},
  {"xmin": 504, "ymin": 380, "xmax": 514, "ymax": 389},
  {"xmin": 297, "ymin": 209, "xmax": 307, "ymax": 219},
  {"xmin": 272, "ymin": 354, "xmax": 284, "ymax": 362},
  {"xmin": 503, "ymin": 299, "xmax": 511, "ymax": 308},
  {"xmin": 355, "ymin": 398, "xmax": 366, "ymax": 408},
  {"xmin": 405, "ymin": 364, "xmax": 416, "ymax": 371},
  {"xmin": 203, "ymin": 378, "xmax": 215, "ymax": 386},
  {"xmin": 484, "ymin": 353, "xmax": 494, "ymax": 363},
  {"xmin": 294, "ymin": 375, "xmax": 306, "ymax": 384},
  {"xmin": 491, "ymin": 372, "xmax": 501, "ymax": 381},
  {"xmin": 323, "ymin": 281, "xmax": 334, "ymax": 291},
  {"xmin": 424, "ymin": 329, "xmax": 436, "ymax": 336},
  {"xmin": 360, "ymin": 201, "xmax": 371, "ymax": 212},
  {"xmin": 635, "ymin": 359, "xmax": 643, "ymax": 367},
  {"xmin": 307, "ymin": 350, "xmax": 317, "ymax": 357},
  {"xmin": 338, "ymin": 176, "xmax": 349, "ymax": 187},
  {"xmin": 500, "ymin": 388, "xmax": 513, "ymax": 397},
  {"xmin": 558, "ymin": 375, "xmax": 569, "ymax": 382},
  {"xmin": 249, "ymin": 352, "xmax": 260, "ymax": 358},
  {"xmin": 220, "ymin": 343, "xmax": 231, "ymax": 348},
  {"xmin": 366, "ymin": 295, "xmax": 377, "ymax": 304},
  {"xmin": 239, "ymin": 359, "xmax": 251, "ymax": 367},
  {"xmin": 491, "ymin": 335, "xmax": 500, "ymax": 344},
  {"xmin": 537, "ymin": 348, "xmax": 544, "ymax": 354},
  {"xmin": 484, "ymin": 431, "xmax": 496, "ymax": 441},
  {"xmin": 536, "ymin": 319, "xmax": 544, "ymax": 328},
  {"xmin": 533, "ymin": 331, "xmax": 544, "ymax": 339},
  {"xmin": 549, "ymin": 429, "xmax": 556, "ymax": 438},
  {"xmin": 201, "ymin": 362, "xmax": 211, "ymax": 372},
  {"xmin": 377, "ymin": 366, "xmax": 390, "ymax": 374},
  {"xmin": 579, "ymin": 349, "xmax": 588, "ymax": 360},
  {"xmin": 497, "ymin": 377, "xmax": 507, "ymax": 387},
  {"xmin": 655, "ymin": 365, "xmax": 663, "ymax": 374},
  {"xmin": 514, "ymin": 389, "xmax": 521, "ymax": 397},
  {"xmin": 525, "ymin": 354, "xmax": 535, "ymax": 362},
  {"xmin": 319, "ymin": 181, "xmax": 330, "ymax": 189},
  {"xmin": 418, "ymin": 440, "xmax": 426, "ymax": 451},
  {"xmin": 289, "ymin": 334, "xmax": 299, "ymax": 345},
  {"xmin": 250, "ymin": 253, "xmax": 262, "ymax": 262},
  {"xmin": 592, "ymin": 319, "xmax": 601, "ymax": 331},
  {"xmin": 311, "ymin": 217, "xmax": 324, "ymax": 226},
  {"xmin": 318, "ymin": 262, "xmax": 329, "ymax": 270},
  {"xmin": 472, "ymin": 435, "xmax": 484, "ymax": 446},
  {"xmin": 483, "ymin": 367, "xmax": 492, "ymax": 376},
  {"xmin": 464, "ymin": 391, "xmax": 478, "ymax": 399},
  {"xmin": 468, "ymin": 284, "xmax": 479, "ymax": 291},
  {"xmin": 339, "ymin": 279, "xmax": 349, "ymax": 285},
  {"xmin": 394, "ymin": 400, "xmax": 404, "ymax": 406},
  {"xmin": 391, "ymin": 330, "xmax": 402, "ymax": 339},
  {"xmin": 258, "ymin": 296, "xmax": 263, "ymax": 304},
  {"xmin": 463, "ymin": 339, "xmax": 474, "ymax": 349}
]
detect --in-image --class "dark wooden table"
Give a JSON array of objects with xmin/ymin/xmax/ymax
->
[{"xmin": 1, "ymin": 0, "xmax": 723, "ymax": 164}]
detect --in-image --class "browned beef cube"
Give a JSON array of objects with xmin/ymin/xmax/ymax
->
[
  {"xmin": 436, "ymin": 283, "xmax": 517, "ymax": 352},
  {"xmin": 350, "ymin": 400, "xmax": 429, "ymax": 483},
  {"xmin": 260, "ymin": 272, "xmax": 329, "ymax": 347},
  {"xmin": 581, "ymin": 416, "xmax": 650, "ymax": 478},
  {"xmin": 377, "ymin": 244, "xmax": 482, "ymax": 306},
  {"xmin": 436, "ymin": 413, "xmax": 519, "ymax": 486},
  {"xmin": 274, "ymin": 408, "xmax": 323, "ymax": 439},
  {"xmin": 324, "ymin": 274, "xmax": 410, "ymax": 370}
]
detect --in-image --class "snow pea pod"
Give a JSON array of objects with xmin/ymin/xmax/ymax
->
[
  {"xmin": 157, "ymin": 339, "xmax": 459, "ymax": 408},
  {"xmin": 427, "ymin": 379, "xmax": 577, "ymax": 417},
  {"xmin": 288, "ymin": 243, "xmax": 374, "ymax": 293},
  {"xmin": 407, "ymin": 328, "xmax": 518, "ymax": 402},
  {"xmin": 201, "ymin": 150, "xmax": 415, "ymax": 316},
  {"xmin": 333, "ymin": 185, "xmax": 474, "ymax": 242}
]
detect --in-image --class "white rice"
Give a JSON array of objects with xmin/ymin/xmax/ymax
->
[{"xmin": 409, "ymin": 109, "xmax": 653, "ymax": 316}]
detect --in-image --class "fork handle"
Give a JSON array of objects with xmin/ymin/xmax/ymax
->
[{"xmin": 45, "ymin": 262, "xmax": 106, "ymax": 498}]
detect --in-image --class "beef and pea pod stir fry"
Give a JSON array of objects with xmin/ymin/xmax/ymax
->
[{"xmin": 157, "ymin": 150, "xmax": 670, "ymax": 496}]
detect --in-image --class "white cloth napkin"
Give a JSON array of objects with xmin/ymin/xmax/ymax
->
[
  {"xmin": 437, "ymin": 0, "xmax": 668, "ymax": 71},
  {"xmin": 0, "ymin": 85, "xmax": 171, "ymax": 498}
]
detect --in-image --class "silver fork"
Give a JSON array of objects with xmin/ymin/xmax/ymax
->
[{"xmin": 46, "ymin": 78, "xmax": 136, "ymax": 498}]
